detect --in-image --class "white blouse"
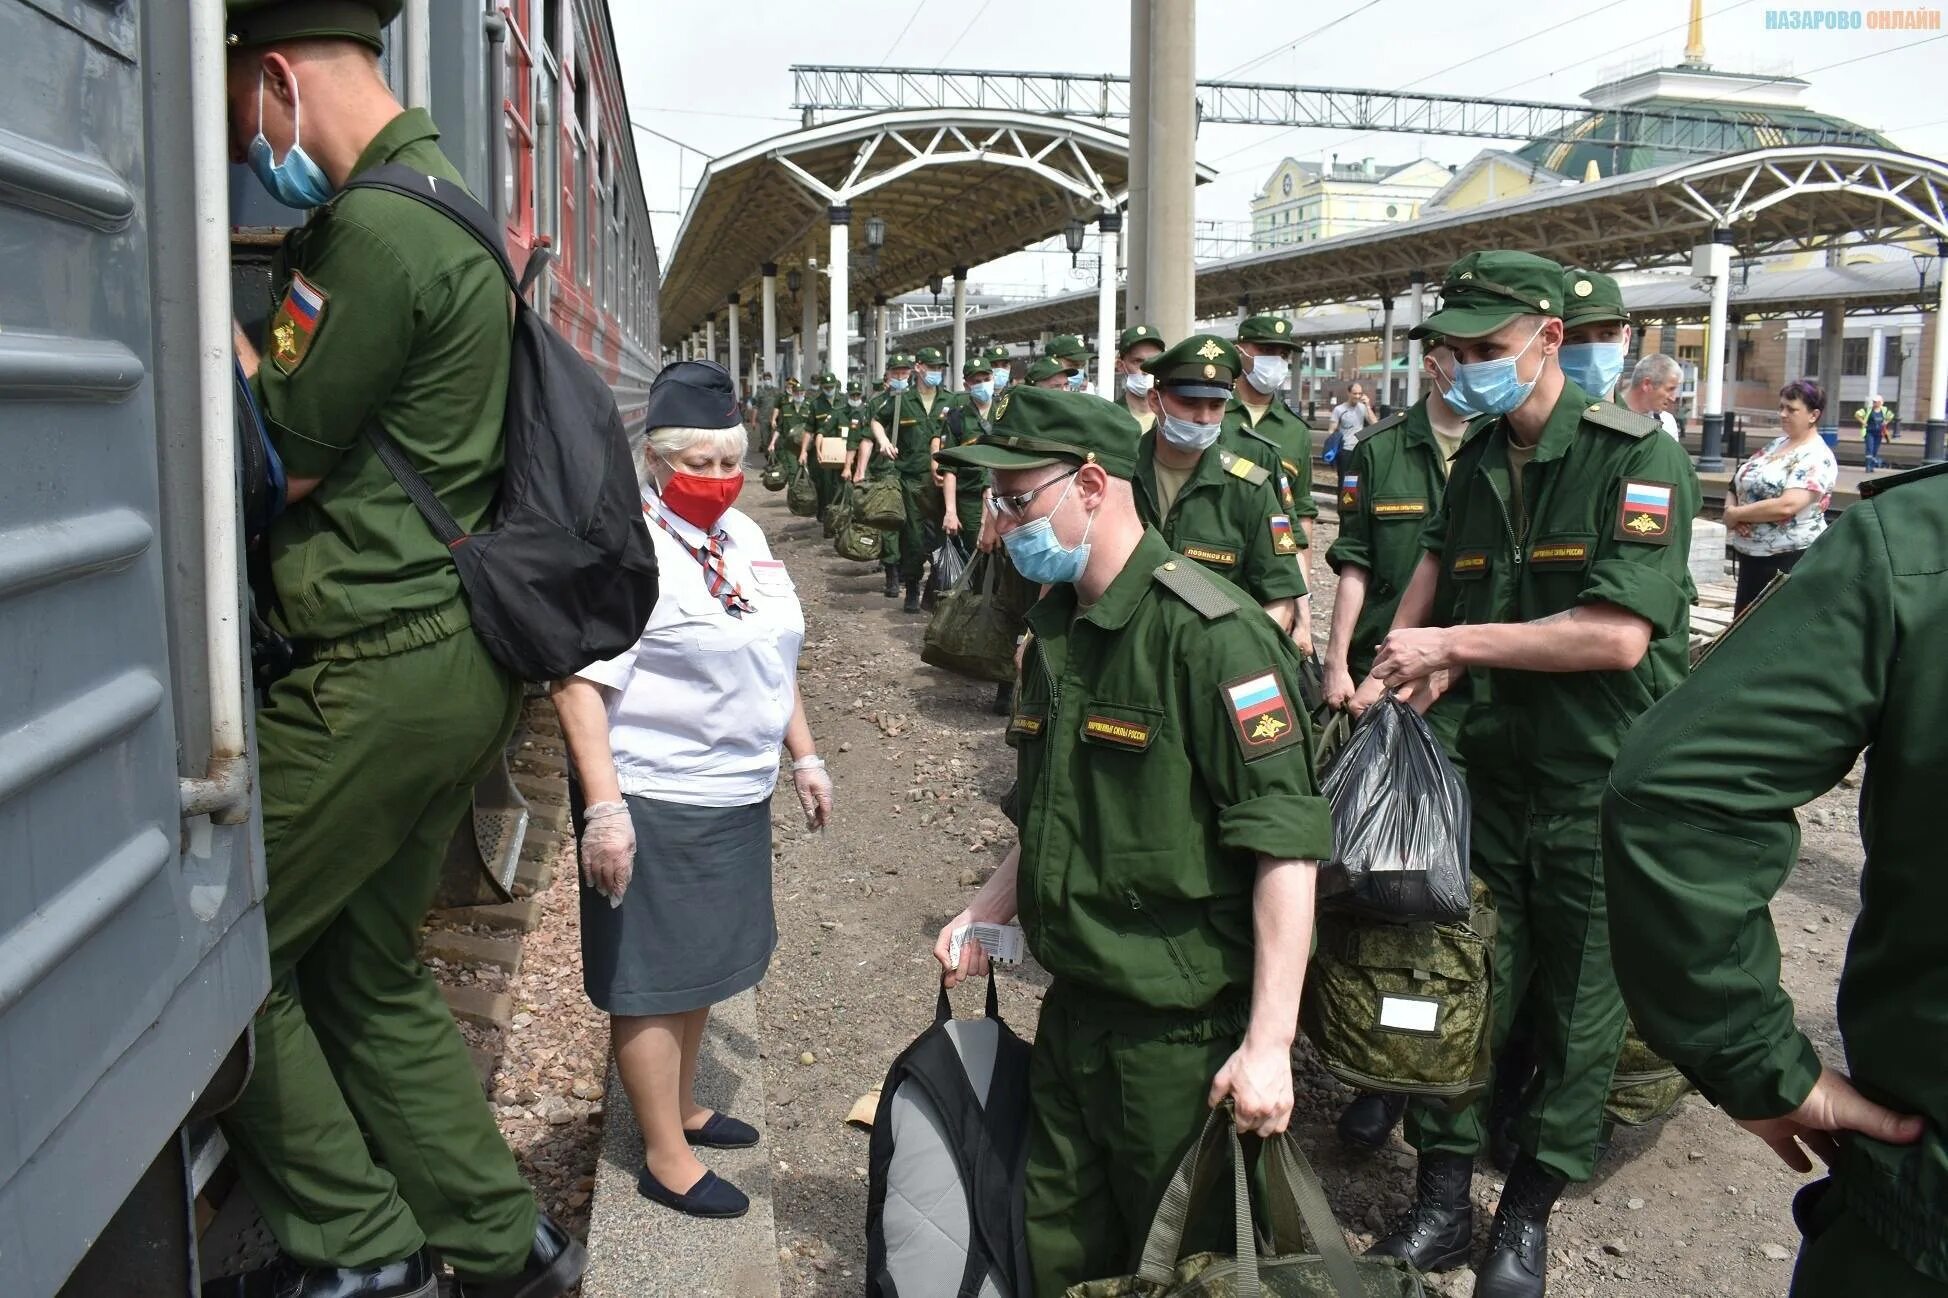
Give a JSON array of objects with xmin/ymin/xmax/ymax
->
[{"xmin": 576, "ymin": 496, "xmax": 806, "ymax": 806}]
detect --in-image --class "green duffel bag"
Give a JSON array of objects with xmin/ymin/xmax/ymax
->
[
  {"xmin": 786, "ymin": 468, "xmax": 818, "ymax": 517},
  {"xmin": 1066, "ymin": 1105, "xmax": 1424, "ymax": 1298},
  {"xmin": 921, "ymin": 550, "xmax": 1018, "ymax": 684},
  {"xmin": 760, "ymin": 461, "xmax": 786, "ymax": 492},
  {"xmin": 1605, "ymin": 1020, "xmax": 1691, "ymax": 1127},
  {"xmin": 837, "ymin": 518, "xmax": 883, "ymax": 563},
  {"xmin": 858, "ymin": 472, "xmax": 907, "ymax": 531},
  {"xmin": 1300, "ymin": 881, "xmax": 1496, "ymax": 1103}
]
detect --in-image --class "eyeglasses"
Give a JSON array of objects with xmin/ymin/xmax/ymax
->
[{"xmin": 986, "ymin": 469, "xmax": 1078, "ymax": 523}]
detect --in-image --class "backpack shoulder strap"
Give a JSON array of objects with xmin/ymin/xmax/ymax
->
[
  {"xmin": 339, "ymin": 163, "xmax": 518, "ymax": 293},
  {"xmin": 366, "ymin": 423, "xmax": 467, "ymax": 547}
]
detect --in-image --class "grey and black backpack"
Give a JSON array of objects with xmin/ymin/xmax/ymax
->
[{"xmin": 866, "ymin": 977, "xmax": 1032, "ymax": 1298}]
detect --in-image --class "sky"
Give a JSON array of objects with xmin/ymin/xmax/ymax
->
[{"xmin": 611, "ymin": 0, "xmax": 1948, "ymax": 296}]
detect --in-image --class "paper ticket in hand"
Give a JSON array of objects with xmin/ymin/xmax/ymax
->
[{"xmin": 948, "ymin": 922, "xmax": 1025, "ymax": 967}]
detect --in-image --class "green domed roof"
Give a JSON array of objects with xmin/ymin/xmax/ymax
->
[{"xmin": 1516, "ymin": 94, "xmax": 1889, "ymax": 179}]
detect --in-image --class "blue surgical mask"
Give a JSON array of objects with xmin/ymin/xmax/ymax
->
[
  {"xmin": 1158, "ymin": 412, "xmax": 1222, "ymax": 453},
  {"xmin": 1449, "ymin": 324, "xmax": 1546, "ymax": 417},
  {"xmin": 888, "ymin": 377, "xmax": 909, "ymax": 393},
  {"xmin": 992, "ymin": 369, "xmax": 1011, "ymax": 390},
  {"xmin": 1429, "ymin": 357, "xmax": 1479, "ymax": 418},
  {"xmin": 922, "ymin": 369, "xmax": 943, "ymax": 388},
  {"xmin": 247, "ymin": 71, "xmax": 334, "ymax": 209},
  {"xmin": 1066, "ymin": 368, "xmax": 1089, "ymax": 391},
  {"xmin": 1001, "ymin": 475, "xmax": 1094, "ymax": 585},
  {"xmin": 1558, "ymin": 341, "xmax": 1627, "ymax": 397},
  {"xmin": 968, "ymin": 380, "xmax": 994, "ymax": 404}
]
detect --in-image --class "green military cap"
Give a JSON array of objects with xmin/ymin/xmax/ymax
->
[
  {"xmin": 985, "ymin": 344, "xmax": 1014, "ymax": 364},
  {"xmin": 1412, "ymin": 250, "xmax": 1566, "ymax": 340},
  {"xmin": 1024, "ymin": 356, "xmax": 1079, "ymax": 384},
  {"xmin": 818, "ymin": 370, "xmax": 837, "ymax": 385},
  {"xmin": 914, "ymin": 346, "xmax": 946, "ymax": 365},
  {"xmin": 935, "ymin": 385, "xmax": 1139, "ymax": 480},
  {"xmin": 962, "ymin": 353, "xmax": 994, "ymax": 377},
  {"xmin": 845, "ymin": 379, "xmax": 863, "ymax": 395},
  {"xmin": 1117, "ymin": 324, "xmax": 1165, "ymax": 354},
  {"xmin": 226, "ymin": 0, "xmax": 402, "ymax": 52},
  {"xmin": 1045, "ymin": 333, "xmax": 1095, "ymax": 360},
  {"xmin": 1562, "ymin": 268, "xmax": 1629, "ymax": 327},
  {"xmin": 1236, "ymin": 313, "xmax": 1300, "ymax": 349},
  {"xmin": 1141, "ymin": 333, "xmax": 1241, "ymax": 400},
  {"xmin": 887, "ymin": 351, "xmax": 916, "ymax": 369}
]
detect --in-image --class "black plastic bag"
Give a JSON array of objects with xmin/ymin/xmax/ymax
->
[{"xmin": 1318, "ymin": 693, "xmax": 1470, "ymax": 921}]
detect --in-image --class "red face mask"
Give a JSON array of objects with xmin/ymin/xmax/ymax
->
[{"xmin": 656, "ymin": 463, "xmax": 744, "ymax": 531}]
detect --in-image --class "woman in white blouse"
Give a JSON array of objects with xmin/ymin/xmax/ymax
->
[{"xmin": 552, "ymin": 360, "xmax": 832, "ymax": 1221}]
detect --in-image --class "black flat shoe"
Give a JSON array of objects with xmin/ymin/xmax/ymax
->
[
  {"xmin": 684, "ymin": 1111, "xmax": 760, "ymax": 1149},
  {"xmin": 450, "ymin": 1213, "xmax": 587, "ymax": 1298},
  {"xmin": 637, "ymin": 1166, "xmax": 750, "ymax": 1219},
  {"xmin": 202, "ymin": 1249, "xmax": 439, "ymax": 1298}
]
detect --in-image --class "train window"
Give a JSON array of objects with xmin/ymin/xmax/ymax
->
[{"xmin": 501, "ymin": 5, "xmax": 537, "ymax": 249}]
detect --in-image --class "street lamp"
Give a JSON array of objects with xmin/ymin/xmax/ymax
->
[
  {"xmin": 865, "ymin": 214, "xmax": 886, "ymax": 272},
  {"xmin": 786, "ymin": 267, "xmax": 802, "ymax": 295},
  {"xmin": 928, "ymin": 273, "xmax": 943, "ymax": 305},
  {"xmin": 1916, "ymin": 247, "xmax": 1938, "ymax": 296},
  {"xmin": 1064, "ymin": 217, "xmax": 1086, "ymax": 268}
]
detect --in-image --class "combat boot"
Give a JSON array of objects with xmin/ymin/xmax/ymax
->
[
  {"xmin": 1366, "ymin": 1151, "xmax": 1474, "ymax": 1273},
  {"xmin": 992, "ymin": 682, "xmax": 1014, "ymax": 716},
  {"xmin": 1336, "ymin": 1092, "xmax": 1406, "ymax": 1150},
  {"xmin": 1474, "ymin": 1155, "xmax": 1566, "ymax": 1298},
  {"xmin": 903, "ymin": 580, "xmax": 922, "ymax": 614},
  {"xmin": 920, "ymin": 569, "xmax": 940, "ymax": 612},
  {"xmin": 883, "ymin": 564, "xmax": 900, "ymax": 598}
]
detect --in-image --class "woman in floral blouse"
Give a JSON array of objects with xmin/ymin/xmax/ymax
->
[{"xmin": 1725, "ymin": 379, "xmax": 1839, "ymax": 612}]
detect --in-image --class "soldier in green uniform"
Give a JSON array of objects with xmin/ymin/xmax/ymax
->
[
  {"xmin": 1132, "ymin": 334, "xmax": 1308, "ymax": 630},
  {"xmin": 1321, "ymin": 335, "xmax": 1480, "ymax": 1150},
  {"xmin": 1045, "ymin": 331, "xmax": 1096, "ymax": 391},
  {"xmin": 779, "ymin": 385, "xmax": 814, "ymax": 484},
  {"xmin": 1603, "ymin": 464, "xmax": 1944, "ymax": 1298},
  {"xmin": 941, "ymin": 354, "xmax": 997, "ymax": 544},
  {"xmin": 1351, "ymin": 251, "xmax": 1699, "ymax": 1298},
  {"xmin": 870, "ymin": 348, "xmax": 952, "ymax": 611},
  {"xmin": 214, "ymin": 5, "xmax": 582, "ymax": 1296},
  {"xmin": 749, "ymin": 368, "xmax": 780, "ymax": 443},
  {"xmin": 1116, "ymin": 322, "xmax": 1166, "ymax": 433},
  {"xmin": 1557, "ymin": 268, "xmax": 1632, "ymax": 403},
  {"xmin": 987, "ymin": 343, "xmax": 1016, "ymax": 392},
  {"xmin": 861, "ymin": 353, "xmax": 918, "ymax": 598},
  {"xmin": 807, "ymin": 369, "xmax": 844, "ymax": 525},
  {"xmin": 1025, "ymin": 355, "xmax": 1079, "ymax": 389},
  {"xmin": 931, "ymin": 387, "xmax": 1333, "ymax": 1296},
  {"xmin": 1224, "ymin": 313, "xmax": 1321, "ymax": 653}
]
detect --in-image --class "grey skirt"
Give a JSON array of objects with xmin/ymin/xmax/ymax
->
[{"xmin": 575, "ymin": 791, "xmax": 777, "ymax": 1016}]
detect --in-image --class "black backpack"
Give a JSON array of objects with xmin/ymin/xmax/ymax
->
[
  {"xmin": 337, "ymin": 164, "xmax": 659, "ymax": 681},
  {"xmin": 866, "ymin": 977, "xmax": 1032, "ymax": 1298}
]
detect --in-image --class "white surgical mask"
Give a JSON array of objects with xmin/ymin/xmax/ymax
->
[
  {"xmin": 1158, "ymin": 412, "xmax": 1222, "ymax": 453},
  {"xmin": 1245, "ymin": 354, "xmax": 1290, "ymax": 396},
  {"xmin": 1123, "ymin": 371, "xmax": 1155, "ymax": 398}
]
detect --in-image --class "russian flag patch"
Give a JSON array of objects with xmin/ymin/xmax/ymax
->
[
  {"xmin": 268, "ymin": 270, "xmax": 329, "ymax": 374},
  {"xmin": 1223, "ymin": 670, "xmax": 1301, "ymax": 759},
  {"xmin": 1340, "ymin": 473, "xmax": 1360, "ymax": 509},
  {"xmin": 1615, "ymin": 478, "xmax": 1675, "ymax": 544}
]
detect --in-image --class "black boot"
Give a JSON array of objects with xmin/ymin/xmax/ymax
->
[
  {"xmin": 1475, "ymin": 1156, "xmax": 1567, "ymax": 1298},
  {"xmin": 883, "ymin": 564, "xmax": 900, "ymax": 598},
  {"xmin": 202, "ymin": 1249, "xmax": 440, "ymax": 1298},
  {"xmin": 1336, "ymin": 1092, "xmax": 1407, "ymax": 1151},
  {"xmin": 992, "ymin": 682, "xmax": 1015, "ymax": 716},
  {"xmin": 1366, "ymin": 1151, "xmax": 1474, "ymax": 1273},
  {"xmin": 920, "ymin": 570, "xmax": 940, "ymax": 612},
  {"xmin": 452, "ymin": 1212, "xmax": 588, "ymax": 1298},
  {"xmin": 903, "ymin": 580, "xmax": 922, "ymax": 613}
]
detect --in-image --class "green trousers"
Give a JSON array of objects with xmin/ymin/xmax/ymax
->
[
  {"xmin": 222, "ymin": 609, "xmax": 534, "ymax": 1274},
  {"xmin": 1024, "ymin": 982, "xmax": 1260, "ymax": 1296},
  {"xmin": 1404, "ymin": 771, "xmax": 1627, "ymax": 1183},
  {"xmin": 896, "ymin": 474, "xmax": 940, "ymax": 584},
  {"xmin": 1792, "ymin": 1180, "xmax": 1948, "ymax": 1297}
]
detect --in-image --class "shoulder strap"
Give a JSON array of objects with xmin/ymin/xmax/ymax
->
[
  {"xmin": 1580, "ymin": 400, "xmax": 1658, "ymax": 439},
  {"xmin": 1216, "ymin": 449, "xmax": 1270, "ymax": 486},
  {"xmin": 338, "ymin": 163, "xmax": 519, "ymax": 293},
  {"xmin": 1860, "ymin": 460, "xmax": 1948, "ymax": 498},
  {"xmin": 1363, "ymin": 410, "xmax": 1408, "ymax": 439},
  {"xmin": 1153, "ymin": 560, "xmax": 1240, "ymax": 619}
]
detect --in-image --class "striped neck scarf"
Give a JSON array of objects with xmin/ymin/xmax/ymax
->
[{"xmin": 645, "ymin": 503, "xmax": 753, "ymax": 618}]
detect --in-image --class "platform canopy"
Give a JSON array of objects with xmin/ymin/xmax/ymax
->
[
  {"xmin": 894, "ymin": 146, "xmax": 1948, "ymax": 347},
  {"xmin": 657, "ymin": 107, "xmax": 1215, "ymax": 348}
]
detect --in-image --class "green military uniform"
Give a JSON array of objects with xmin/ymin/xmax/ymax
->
[
  {"xmin": 1118, "ymin": 323, "xmax": 1166, "ymax": 434},
  {"xmin": 779, "ymin": 390, "xmax": 813, "ymax": 482},
  {"xmin": 936, "ymin": 390, "xmax": 1334, "ymax": 1295},
  {"xmin": 222, "ymin": 3, "xmax": 535, "ymax": 1279},
  {"xmin": 869, "ymin": 348, "xmax": 951, "ymax": 590},
  {"xmin": 1603, "ymin": 463, "xmax": 1948, "ymax": 1297},
  {"xmin": 1045, "ymin": 331, "xmax": 1096, "ymax": 390},
  {"xmin": 1222, "ymin": 313, "xmax": 1319, "ymax": 536},
  {"xmin": 987, "ymin": 344, "xmax": 1016, "ymax": 391},
  {"xmin": 749, "ymin": 379, "xmax": 781, "ymax": 442},
  {"xmin": 1132, "ymin": 335, "xmax": 1307, "ymax": 610},
  {"xmin": 1399, "ymin": 254, "xmax": 1700, "ymax": 1186},
  {"xmin": 1560, "ymin": 268, "xmax": 1632, "ymax": 404},
  {"xmin": 1024, "ymin": 355, "xmax": 1079, "ymax": 387},
  {"xmin": 807, "ymin": 371, "xmax": 844, "ymax": 523},
  {"xmin": 941, "ymin": 355, "xmax": 997, "ymax": 539}
]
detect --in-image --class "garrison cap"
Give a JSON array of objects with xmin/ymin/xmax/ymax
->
[
  {"xmin": 934, "ymin": 385, "xmax": 1139, "ymax": 480},
  {"xmin": 1045, "ymin": 333, "xmax": 1095, "ymax": 360},
  {"xmin": 1142, "ymin": 333, "xmax": 1242, "ymax": 400},
  {"xmin": 226, "ymin": 0, "xmax": 401, "ymax": 52},
  {"xmin": 1025, "ymin": 356, "xmax": 1079, "ymax": 384},
  {"xmin": 1236, "ymin": 312, "xmax": 1300, "ymax": 349},
  {"xmin": 645, "ymin": 359, "xmax": 742, "ymax": 432},
  {"xmin": 914, "ymin": 346, "xmax": 946, "ymax": 365},
  {"xmin": 1562, "ymin": 268, "xmax": 1629, "ymax": 327},
  {"xmin": 1413, "ymin": 250, "xmax": 1566, "ymax": 340},
  {"xmin": 1118, "ymin": 324, "xmax": 1165, "ymax": 354},
  {"xmin": 887, "ymin": 351, "xmax": 916, "ymax": 370}
]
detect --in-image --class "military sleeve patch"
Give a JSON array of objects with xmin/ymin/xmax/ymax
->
[
  {"xmin": 1339, "ymin": 474, "xmax": 1360, "ymax": 509},
  {"xmin": 268, "ymin": 270, "xmax": 327, "ymax": 374},
  {"xmin": 1615, "ymin": 479, "xmax": 1675, "ymax": 544},
  {"xmin": 1223, "ymin": 670, "xmax": 1302, "ymax": 760},
  {"xmin": 1450, "ymin": 548, "xmax": 1490, "ymax": 579},
  {"xmin": 1269, "ymin": 515, "xmax": 1300, "ymax": 555}
]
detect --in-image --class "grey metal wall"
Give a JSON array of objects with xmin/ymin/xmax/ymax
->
[{"xmin": 0, "ymin": 2, "xmax": 268, "ymax": 1294}]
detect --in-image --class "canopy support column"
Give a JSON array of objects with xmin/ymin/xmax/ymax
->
[
  {"xmin": 1378, "ymin": 292, "xmax": 1395, "ymax": 414},
  {"xmin": 951, "ymin": 266, "xmax": 970, "ymax": 390},
  {"xmin": 801, "ymin": 258, "xmax": 819, "ymax": 383},
  {"xmin": 1405, "ymin": 271, "xmax": 1426, "ymax": 408},
  {"xmin": 1817, "ymin": 300, "xmax": 1845, "ymax": 451},
  {"xmin": 828, "ymin": 207, "xmax": 851, "ymax": 387},
  {"xmin": 1126, "ymin": 0, "xmax": 1150, "ymax": 324},
  {"xmin": 1095, "ymin": 211, "xmax": 1121, "ymax": 399},
  {"xmin": 1143, "ymin": 0, "xmax": 1195, "ymax": 340},
  {"xmin": 761, "ymin": 262, "xmax": 779, "ymax": 384},
  {"xmin": 1695, "ymin": 229, "xmax": 1736, "ymax": 472},
  {"xmin": 705, "ymin": 316, "xmax": 716, "ymax": 368},
  {"xmin": 875, "ymin": 296, "xmax": 889, "ymax": 378},
  {"xmin": 726, "ymin": 294, "xmax": 741, "ymax": 398},
  {"xmin": 1928, "ymin": 240, "xmax": 1948, "ymax": 464}
]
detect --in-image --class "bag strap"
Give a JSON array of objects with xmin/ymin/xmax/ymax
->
[
  {"xmin": 1264, "ymin": 1133, "xmax": 1363, "ymax": 1298},
  {"xmin": 365, "ymin": 423, "xmax": 467, "ymax": 548},
  {"xmin": 339, "ymin": 163, "xmax": 520, "ymax": 294},
  {"xmin": 1135, "ymin": 1108, "xmax": 1257, "ymax": 1294}
]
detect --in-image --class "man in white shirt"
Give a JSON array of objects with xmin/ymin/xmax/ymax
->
[{"xmin": 1331, "ymin": 384, "xmax": 1376, "ymax": 456}]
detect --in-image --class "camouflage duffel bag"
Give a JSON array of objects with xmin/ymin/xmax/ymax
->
[
  {"xmin": 858, "ymin": 472, "xmax": 907, "ymax": 531},
  {"xmin": 786, "ymin": 467, "xmax": 818, "ymax": 517},
  {"xmin": 834, "ymin": 487, "xmax": 883, "ymax": 563},
  {"xmin": 1605, "ymin": 1021, "xmax": 1691, "ymax": 1126},
  {"xmin": 1300, "ymin": 883, "xmax": 1496, "ymax": 1103},
  {"xmin": 921, "ymin": 550, "xmax": 1018, "ymax": 684},
  {"xmin": 760, "ymin": 461, "xmax": 787, "ymax": 491}
]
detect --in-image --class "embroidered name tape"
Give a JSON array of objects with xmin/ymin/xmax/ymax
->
[
  {"xmin": 1529, "ymin": 541, "xmax": 1590, "ymax": 566},
  {"xmin": 1183, "ymin": 544, "xmax": 1238, "ymax": 566},
  {"xmin": 1372, "ymin": 500, "xmax": 1427, "ymax": 517},
  {"xmin": 1451, "ymin": 549, "xmax": 1489, "ymax": 575},
  {"xmin": 1008, "ymin": 713, "xmax": 1044, "ymax": 737},
  {"xmin": 1083, "ymin": 715, "xmax": 1153, "ymax": 748}
]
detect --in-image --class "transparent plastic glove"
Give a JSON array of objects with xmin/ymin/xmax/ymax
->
[
  {"xmin": 792, "ymin": 756, "xmax": 834, "ymax": 830},
  {"xmin": 579, "ymin": 800, "xmax": 635, "ymax": 908}
]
